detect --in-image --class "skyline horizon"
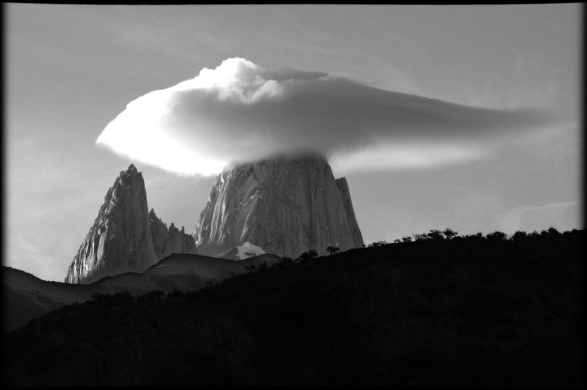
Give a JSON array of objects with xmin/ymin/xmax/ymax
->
[
  {"xmin": 6, "ymin": 4, "xmax": 581, "ymax": 282},
  {"xmin": 12, "ymin": 155, "xmax": 582, "ymax": 284}
]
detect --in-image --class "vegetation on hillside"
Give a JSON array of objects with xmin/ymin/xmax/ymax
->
[{"xmin": 4, "ymin": 228, "xmax": 583, "ymax": 386}]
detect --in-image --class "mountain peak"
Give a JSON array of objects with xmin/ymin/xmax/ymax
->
[
  {"xmin": 65, "ymin": 165, "xmax": 157, "ymax": 284},
  {"xmin": 117, "ymin": 164, "xmax": 140, "ymax": 180},
  {"xmin": 65, "ymin": 166, "xmax": 196, "ymax": 284},
  {"xmin": 193, "ymin": 155, "xmax": 363, "ymax": 258}
]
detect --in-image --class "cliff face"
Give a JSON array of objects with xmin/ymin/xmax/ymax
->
[
  {"xmin": 65, "ymin": 165, "xmax": 197, "ymax": 284},
  {"xmin": 335, "ymin": 177, "xmax": 364, "ymax": 247},
  {"xmin": 149, "ymin": 209, "xmax": 198, "ymax": 260},
  {"xmin": 65, "ymin": 165, "xmax": 157, "ymax": 284},
  {"xmin": 193, "ymin": 153, "xmax": 364, "ymax": 258}
]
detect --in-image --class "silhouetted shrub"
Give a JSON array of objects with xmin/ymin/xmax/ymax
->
[
  {"xmin": 442, "ymin": 228, "xmax": 458, "ymax": 240},
  {"xmin": 297, "ymin": 249, "xmax": 318, "ymax": 262},
  {"xmin": 272, "ymin": 257, "xmax": 295, "ymax": 268},
  {"xmin": 463, "ymin": 232, "xmax": 486, "ymax": 240},
  {"xmin": 326, "ymin": 246, "xmax": 341, "ymax": 255},
  {"xmin": 511, "ymin": 231, "xmax": 529, "ymax": 241},
  {"xmin": 426, "ymin": 229, "xmax": 444, "ymax": 241},
  {"xmin": 368, "ymin": 240, "xmax": 388, "ymax": 247},
  {"xmin": 487, "ymin": 231, "xmax": 508, "ymax": 241}
]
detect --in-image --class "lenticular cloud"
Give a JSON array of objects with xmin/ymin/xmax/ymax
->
[{"xmin": 96, "ymin": 57, "xmax": 554, "ymax": 176}]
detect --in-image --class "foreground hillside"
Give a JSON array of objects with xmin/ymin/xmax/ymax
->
[
  {"xmin": 4, "ymin": 229, "xmax": 583, "ymax": 386},
  {"xmin": 3, "ymin": 254, "xmax": 281, "ymax": 332}
]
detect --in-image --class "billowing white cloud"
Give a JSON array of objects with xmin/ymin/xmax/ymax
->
[{"xmin": 97, "ymin": 57, "xmax": 556, "ymax": 176}]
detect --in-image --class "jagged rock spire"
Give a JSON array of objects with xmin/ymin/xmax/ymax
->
[
  {"xmin": 65, "ymin": 165, "xmax": 197, "ymax": 284},
  {"xmin": 149, "ymin": 213, "xmax": 197, "ymax": 260},
  {"xmin": 65, "ymin": 164, "xmax": 157, "ymax": 284}
]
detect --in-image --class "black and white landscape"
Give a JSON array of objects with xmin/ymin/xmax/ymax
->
[{"xmin": 4, "ymin": 4, "xmax": 582, "ymax": 387}]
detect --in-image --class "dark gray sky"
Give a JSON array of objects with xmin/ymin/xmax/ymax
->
[{"xmin": 6, "ymin": 4, "xmax": 582, "ymax": 282}]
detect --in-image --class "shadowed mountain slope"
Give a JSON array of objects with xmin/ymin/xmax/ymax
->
[
  {"xmin": 4, "ymin": 229, "xmax": 583, "ymax": 386},
  {"xmin": 3, "ymin": 253, "xmax": 280, "ymax": 332}
]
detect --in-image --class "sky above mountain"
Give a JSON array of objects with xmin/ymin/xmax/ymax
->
[{"xmin": 6, "ymin": 4, "xmax": 582, "ymax": 282}]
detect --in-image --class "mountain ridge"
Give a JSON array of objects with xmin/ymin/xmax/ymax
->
[
  {"xmin": 5, "ymin": 228, "xmax": 583, "ymax": 386},
  {"xmin": 5, "ymin": 252, "xmax": 281, "ymax": 332}
]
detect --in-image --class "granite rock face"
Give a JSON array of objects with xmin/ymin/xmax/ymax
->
[
  {"xmin": 65, "ymin": 165, "xmax": 157, "ymax": 284},
  {"xmin": 335, "ymin": 177, "xmax": 364, "ymax": 247},
  {"xmin": 65, "ymin": 165, "xmax": 197, "ymax": 284},
  {"xmin": 149, "ymin": 209, "xmax": 198, "ymax": 260},
  {"xmin": 193, "ymin": 153, "xmax": 364, "ymax": 259}
]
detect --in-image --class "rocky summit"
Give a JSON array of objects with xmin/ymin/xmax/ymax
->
[
  {"xmin": 193, "ymin": 153, "xmax": 364, "ymax": 259},
  {"xmin": 149, "ymin": 209, "xmax": 197, "ymax": 260},
  {"xmin": 65, "ymin": 165, "xmax": 196, "ymax": 284}
]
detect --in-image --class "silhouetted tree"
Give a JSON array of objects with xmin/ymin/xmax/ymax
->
[
  {"xmin": 543, "ymin": 227, "xmax": 562, "ymax": 239},
  {"xmin": 368, "ymin": 240, "xmax": 388, "ymax": 247},
  {"xmin": 487, "ymin": 231, "xmax": 508, "ymax": 241},
  {"xmin": 442, "ymin": 228, "xmax": 458, "ymax": 240},
  {"xmin": 298, "ymin": 249, "xmax": 318, "ymax": 262},
  {"xmin": 326, "ymin": 246, "xmax": 340, "ymax": 255},
  {"xmin": 426, "ymin": 229, "xmax": 444, "ymax": 241},
  {"xmin": 529, "ymin": 230, "xmax": 540, "ymax": 238},
  {"xmin": 511, "ymin": 231, "xmax": 528, "ymax": 241},
  {"xmin": 469, "ymin": 232, "xmax": 485, "ymax": 240},
  {"xmin": 562, "ymin": 228, "xmax": 583, "ymax": 240},
  {"xmin": 272, "ymin": 257, "xmax": 295, "ymax": 268}
]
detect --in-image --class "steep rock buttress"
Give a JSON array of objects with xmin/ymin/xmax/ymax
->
[{"xmin": 192, "ymin": 153, "xmax": 364, "ymax": 258}]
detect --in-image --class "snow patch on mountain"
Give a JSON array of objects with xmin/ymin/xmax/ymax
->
[{"xmin": 236, "ymin": 242, "xmax": 265, "ymax": 260}]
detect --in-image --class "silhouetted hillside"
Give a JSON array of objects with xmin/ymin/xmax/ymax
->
[
  {"xmin": 2, "ymin": 253, "xmax": 282, "ymax": 333},
  {"xmin": 4, "ymin": 228, "xmax": 583, "ymax": 386}
]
